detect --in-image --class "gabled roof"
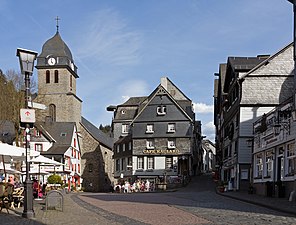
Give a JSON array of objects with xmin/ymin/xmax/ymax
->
[
  {"xmin": 224, "ymin": 56, "xmax": 266, "ymax": 93},
  {"xmin": 240, "ymin": 42, "xmax": 293, "ymax": 80},
  {"xmin": 131, "ymin": 85, "xmax": 193, "ymax": 124},
  {"xmin": 80, "ymin": 116, "xmax": 114, "ymax": 149}
]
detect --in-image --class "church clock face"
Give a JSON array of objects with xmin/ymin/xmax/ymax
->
[{"xmin": 48, "ymin": 57, "xmax": 56, "ymax": 66}]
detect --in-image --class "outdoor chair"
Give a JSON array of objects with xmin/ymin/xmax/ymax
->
[
  {"xmin": 13, "ymin": 187, "xmax": 24, "ymax": 208},
  {"xmin": 0, "ymin": 182, "xmax": 14, "ymax": 213}
]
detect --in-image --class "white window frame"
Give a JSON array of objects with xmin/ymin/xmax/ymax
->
[
  {"xmin": 147, "ymin": 157, "xmax": 154, "ymax": 169},
  {"xmin": 255, "ymin": 154, "xmax": 263, "ymax": 178},
  {"xmin": 122, "ymin": 124, "xmax": 129, "ymax": 134},
  {"xmin": 167, "ymin": 123, "xmax": 176, "ymax": 133},
  {"xmin": 265, "ymin": 151, "xmax": 273, "ymax": 178},
  {"xmin": 157, "ymin": 106, "xmax": 166, "ymax": 115},
  {"xmin": 35, "ymin": 144, "xmax": 43, "ymax": 152},
  {"xmin": 168, "ymin": 139, "xmax": 176, "ymax": 149},
  {"xmin": 166, "ymin": 157, "xmax": 173, "ymax": 170},
  {"xmin": 146, "ymin": 124, "xmax": 154, "ymax": 133},
  {"xmin": 287, "ymin": 142, "xmax": 296, "ymax": 176},
  {"xmin": 137, "ymin": 157, "xmax": 144, "ymax": 169},
  {"xmin": 146, "ymin": 139, "xmax": 155, "ymax": 149}
]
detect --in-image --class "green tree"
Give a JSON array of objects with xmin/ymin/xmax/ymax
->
[{"xmin": 99, "ymin": 124, "xmax": 111, "ymax": 134}]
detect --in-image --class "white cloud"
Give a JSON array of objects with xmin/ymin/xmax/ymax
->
[
  {"xmin": 193, "ymin": 102, "xmax": 213, "ymax": 113},
  {"xmin": 75, "ymin": 8, "xmax": 142, "ymax": 66},
  {"xmin": 118, "ymin": 79, "xmax": 150, "ymax": 104},
  {"xmin": 202, "ymin": 120, "xmax": 215, "ymax": 143}
]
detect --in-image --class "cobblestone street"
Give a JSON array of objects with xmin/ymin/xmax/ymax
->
[{"xmin": 1, "ymin": 174, "xmax": 296, "ymax": 225}]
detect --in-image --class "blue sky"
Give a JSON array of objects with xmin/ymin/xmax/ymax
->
[{"xmin": 0, "ymin": 0, "xmax": 293, "ymax": 142}]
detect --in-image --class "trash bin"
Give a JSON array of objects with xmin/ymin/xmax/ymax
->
[{"xmin": 265, "ymin": 181, "xmax": 273, "ymax": 197}]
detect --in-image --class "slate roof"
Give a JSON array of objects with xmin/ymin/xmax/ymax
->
[
  {"xmin": 80, "ymin": 116, "xmax": 114, "ymax": 149},
  {"xmin": 38, "ymin": 31, "xmax": 73, "ymax": 60},
  {"xmin": 228, "ymin": 57, "xmax": 266, "ymax": 71},
  {"xmin": 38, "ymin": 122, "xmax": 75, "ymax": 155},
  {"xmin": 122, "ymin": 97, "xmax": 147, "ymax": 106},
  {"xmin": 114, "ymin": 97, "xmax": 147, "ymax": 121}
]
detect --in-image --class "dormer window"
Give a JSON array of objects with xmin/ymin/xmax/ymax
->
[
  {"xmin": 157, "ymin": 106, "xmax": 166, "ymax": 115},
  {"xmin": 167, "ymin": 123, "xmax": 176, "ymax": 133},
  {"xmin": 146, "ymin": 124, "xmax": 154, "ymax": 133}
]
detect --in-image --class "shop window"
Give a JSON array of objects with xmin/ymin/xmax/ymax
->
[
  {"xmin": 265, "ymin": 152, "xmax": 273, "ymax": 178},
  {"xmin": 287, "ymin": 142, "xmax": 296, "ymax": 175},
  {"xmin": 166, "ymin": 157, "xmax": 173, "ymax": 169},
  {"xmin": 255, "ymin": 154, "xmax": 263, "ymax": 178},
  {"xmin": 137, "ymin": 157, "xmax": 144, "ymax": 169},
  {"xmin": 147, "ymin": 157, "xmax": 154, "ymax": 169}
]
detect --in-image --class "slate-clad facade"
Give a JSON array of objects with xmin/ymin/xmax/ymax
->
[{"xmin": 110, "ymin": 77, "xmax": 201, "ymax": 186}]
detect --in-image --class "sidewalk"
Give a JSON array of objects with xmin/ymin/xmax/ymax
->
[
  {"xmin": 0, "ymin": 193, "xmax": 121, "ymax": 225},
  {"xmin": 217, "ymin": 189, "xmax": 296, "ymax": 216}
]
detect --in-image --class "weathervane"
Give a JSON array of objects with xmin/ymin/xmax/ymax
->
[{"xmin": 55, "ymin": 16, "xmax": 60, "ymax": 32}]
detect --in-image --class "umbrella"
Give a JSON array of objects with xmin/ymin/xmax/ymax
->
[
  {"xmin": 29, "ymin": 155, "xmax": 63, "ymax": 199},
  {"xmin": 30, "ymin": 155, "xmax": 63, "ymax": 165},
  {"xmin": 0, "ymin": 143, "xmax": 25, "ymax": 180},
  {"xmin": 0, "ymin": 142, "xmax": 40, "ymax": 181},
  {"xmin": 0, "ymin": 162, "xmax": 22, "ymax": 174}
]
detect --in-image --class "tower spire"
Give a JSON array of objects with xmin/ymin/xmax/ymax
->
[{"xmin": 55, "ymin": 16, "xmax": 60, "ymax": 32}]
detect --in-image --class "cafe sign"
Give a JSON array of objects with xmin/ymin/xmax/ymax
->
[{"xmin": 143, "ymin": 149, "xmax": 180, "ymax": 154}]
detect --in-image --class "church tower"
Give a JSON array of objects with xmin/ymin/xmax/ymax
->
[{"xmin": 35, "ymin": 25, "xmax": 82, "ymax": 124}]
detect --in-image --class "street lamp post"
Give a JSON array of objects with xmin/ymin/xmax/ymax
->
[{"xmin": 16, "ymin": 48, "xmax": 38, "ymax": 219}]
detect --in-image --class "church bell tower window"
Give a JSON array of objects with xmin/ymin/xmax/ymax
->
[
  {"xmin": 54, "ymin": 70, "xmax": 59, "ymax": 83},
  {"xmin": 49, "ymin": 104, "xmax": 56, "ymax": 122},
  {"xmin": 46, "ymin": 70, "xmax": 50, "ymax": 83}
]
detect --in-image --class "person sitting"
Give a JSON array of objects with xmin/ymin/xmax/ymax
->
[
  {"xmin": 8, "ymin": 175, "xmax": 15, "ymax": 186},
  {"xmin": 32, "ymin": 179, "xmax": 38, "ymax": 198}
]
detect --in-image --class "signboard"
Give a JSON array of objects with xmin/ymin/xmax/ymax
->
[{"xmin": 20, "ymin": 108, "xmax": 35, "ymax": 123}]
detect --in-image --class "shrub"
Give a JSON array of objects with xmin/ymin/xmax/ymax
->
[{"xmin": 47, "ymin": 174, "xmax": 63, "ymax": 185}]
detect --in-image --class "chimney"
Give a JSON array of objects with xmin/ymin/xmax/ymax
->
[{"xmin": 160, "ymin": 77, "xmax": 168, "ymax": 90}]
